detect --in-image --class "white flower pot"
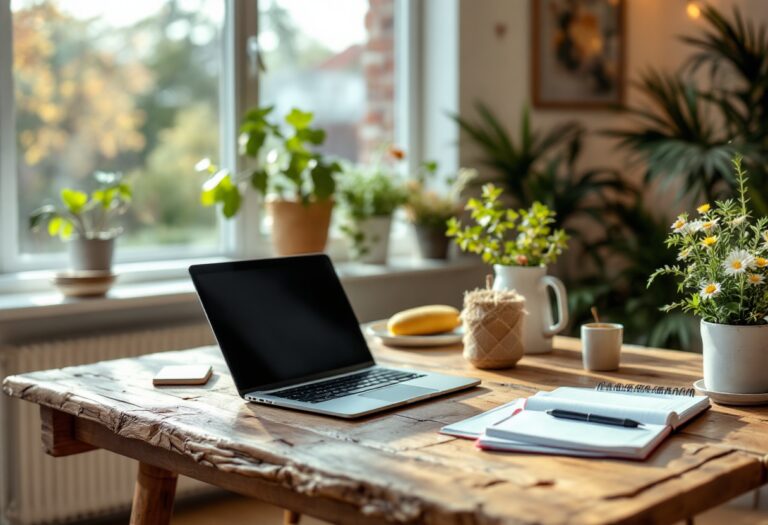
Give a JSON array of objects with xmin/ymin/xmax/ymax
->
[
  {"xmin": 701, "ymin": 320, "xmax": 768, "ymax": 394},
  {"xmin": 67, "ymin": 237, "xmax": 115, "ymax": 272},
  {"xmin": 354, "ymin": 216, "xmax": 392, "ymax": 264},
  {"xmin": 493, "ymin": 265, "xmax": 569, "ymax": 354}
]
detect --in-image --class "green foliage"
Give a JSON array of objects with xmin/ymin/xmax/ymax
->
[
  {"xmin": 338, "ymin": 163, "xmax": 408, "ymax": 259},
  {"xmin": 447, "ymin": 184, "xmax": 569, "ymax": 267},
  {"xmin": 610, "ymin": 4, "xmax": 768, "ymax": 214},
  {"xmin": 198, "ymin": 105, "xmax": 341, "ymax": 218},
  {"xmin": 29, "ymin": 172, "xmax": 132, "ymax": 240},
  {"xmin": 403, "ymin": 162, "xmax": 476, "ymax": 229},
  {"xmin": 649, "ymin": 157, "xmax": 768, "ymax": 325}
]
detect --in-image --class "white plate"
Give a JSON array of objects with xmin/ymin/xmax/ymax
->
[
  {"xmin": 364, "ymin": 320, "xmax": 464, "ymax": 348},
  {"xmin": 693, "ymin": 379, "xmax": 768, "ymax": 406}
]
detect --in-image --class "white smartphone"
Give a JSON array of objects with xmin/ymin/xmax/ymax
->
[{"xmin": 153, "ymin": 365, "xmax": 213, "ymax": 386}]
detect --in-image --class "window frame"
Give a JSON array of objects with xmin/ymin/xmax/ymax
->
[{"xmin": 0, "ymin": 0, "xmax": 446, "ymax": 278}]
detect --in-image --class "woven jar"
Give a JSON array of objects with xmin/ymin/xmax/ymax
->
[{"xmin": 461, "ymin": 286, "xmax": 526, "ymax": 369}]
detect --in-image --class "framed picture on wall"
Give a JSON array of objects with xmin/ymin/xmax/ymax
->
[{"xmin": 532, "ymin": 0, "xmax": 625, "ymax": 109}]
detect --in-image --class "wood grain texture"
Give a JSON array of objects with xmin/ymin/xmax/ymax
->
[
  {"xmin": 129, "ymin": 462, "xmax": 177, "ymax": 525},
  {"xmin": 4, "ymin": 336, "xmax": 768, "ymax": 525}
]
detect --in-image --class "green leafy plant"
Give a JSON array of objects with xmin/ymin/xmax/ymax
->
[
  {"xmin": 338, "ymin": 160, "xmax": 408, "ymax": 259},
  {"xmin": 196, "ymin": 106, "xmax": 341, "ymax": 218},
  {"xmin": 649, "ymin": 157, "xmax": 768, "ymax": 325},
  {"xmin": 609, "ymin": 4, "xmax": 768, "ymax": 213},
  {"xmin": 447, "ymin": 183, "xmax": 568, "ymax": 267},
  {"xmin": 454, "ymin": 103, "xmax": 627, "ymax": 237},
  {"xmin": 404, "ymin": 161, "xmax": 476, "ymax": 229},
  {"xmin": 29, "ymin": 171, "xmax": 132, "ymax": 240}
]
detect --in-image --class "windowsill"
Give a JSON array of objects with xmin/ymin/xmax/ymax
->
[{"xmin": 0, "ymin": 256, "xmax": 482, "ymax": 323}]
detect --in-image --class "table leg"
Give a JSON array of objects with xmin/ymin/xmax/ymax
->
[
  {"xmin": 129, "ymin": 462, "xmax": 178, "ymax": 525},
  {"xmin": 283, "ymin": 510, "xmax": 301, "ymax": 524}
]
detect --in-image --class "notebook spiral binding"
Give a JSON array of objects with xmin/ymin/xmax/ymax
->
[{"xmin": 595, "ymin": 382, "xmax": 695, "ymax": 397}]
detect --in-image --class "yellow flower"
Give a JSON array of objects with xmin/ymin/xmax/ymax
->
[
  {"xmin": 755, "ymin": 257, "xmax": 768, "ymax": 268},
  {"xmin": 748, "ymin": 273, "xmax": 766, "ymax": 286},
  {"xmin": 700, "ymin": 218, "xmax": 719, "ymax": 231},
  {"xmin": 670, "ymin": 217, "xmax": 687, "ymax": 233},
  {"xmin": 697, "ymin": 203, "xmax": 711, "ymax": 214},
  {"xmin": 701, "ymin": 236, "xmax": 717, "ymax": 248}
]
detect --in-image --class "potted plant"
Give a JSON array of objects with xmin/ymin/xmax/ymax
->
[
  {"xmin": 29, "ymin": 171, "xmax": 132, "ymax": 272},
  {"xmin": 338, "ymin": 148, "xmax": 408, "ymax": 264},
  {"xmin": 649, "ymin": 157, "xmax": 768, "ymax": 394},
  {"xmin": 404, "ymin": 162, "xmax": 475, "ymax": 260},
  {"xmin": 447, "ymin": 183, "xmax": 570, "ymax": 354},
  {"xmin": 197, "ymin": 106, "xmax": 341, "ymax": 255}
]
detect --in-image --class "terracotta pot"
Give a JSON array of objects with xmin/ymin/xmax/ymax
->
[{"xmin": 267, "ymin": 199, "xmax": 333, "ymax": 256}]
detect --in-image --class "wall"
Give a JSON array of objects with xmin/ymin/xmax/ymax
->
[{"xmin": 457, "ymin": 0, "xmax": 768, "ymax": 206}]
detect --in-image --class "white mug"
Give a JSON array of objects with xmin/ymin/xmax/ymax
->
[{"xmin": 581, "ymin": 323, "xmax": 623, "ymax": 371}]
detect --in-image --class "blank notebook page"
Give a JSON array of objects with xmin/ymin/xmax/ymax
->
[{"xmin": 487, "ymin": 410, "xmax": 670, "ymax": 456}]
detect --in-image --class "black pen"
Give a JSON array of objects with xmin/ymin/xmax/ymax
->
[{"xmin": 546, "ymin": 409, "xmax": 643, "ymax": 428}]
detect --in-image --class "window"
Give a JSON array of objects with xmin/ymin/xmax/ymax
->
[
  {"xmin": 0, "ymin": 0, "xmax": 419, "ymax": 276},
  {"xmin": 9, "ymin": 0, "xmax": 226, "ymax": 267}
]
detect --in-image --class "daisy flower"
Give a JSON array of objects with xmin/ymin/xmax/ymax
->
[
  {"xmin": 730, "ymin": 215, "xmax": 747, "ymax": 226},
  {"xmin": 763, "ymin": 231, "xmax": 768, "ymax": 249},
  {"xmin": 701, "ymin": 236, "xmax": 717, "ymax": 248},
  {"xmin": 747, "ymin": 273, "xmax": 766, "ymax": 286},
  {"xmin": 754, "ymin": 257, "xmax": 768, "ymax": 268},
  {"xmin": 700, "ymin": 218, "xmax": 719, "ymax": 231},
  {"xmin": 670, "ymin": 217, "xmax": 687, "ymax": 233},
  {"xmin": 677, "ymin": 247, "xmax": 692, "ymax": 261},
  {"xmin": 687, "ymin": 220, "xmax": 703, "ymax": 233},
  {"xmin": 697, "ymin": 203, "xmax": 711, "ymax": 214},
  {"xmin": 723, "ymin": 249, "xmax": 755, "ymax": 275},
  {"xmin": 700, "ymin": 282, "xmax": 721, "ymax": 299}
]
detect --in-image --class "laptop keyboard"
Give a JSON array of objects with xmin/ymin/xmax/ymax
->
[{"xmin": 270, "ymin": 368, "xmax": 425, "ymax": 404}]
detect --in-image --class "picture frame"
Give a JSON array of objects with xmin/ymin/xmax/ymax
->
[{"xmin": 532, "ymin": 0, "xmax": 626, "ymax": 109}]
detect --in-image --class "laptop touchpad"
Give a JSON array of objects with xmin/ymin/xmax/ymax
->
[{"xmin": 359, "ymin": 384, "xmax": 437, "ymax": 402}]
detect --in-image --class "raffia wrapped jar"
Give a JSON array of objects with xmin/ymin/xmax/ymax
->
[{"xmin": 461, "ymin": 284, "xmax": 527, "ymax": 369}]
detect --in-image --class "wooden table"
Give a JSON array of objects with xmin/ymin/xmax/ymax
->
[{"xmin": 3, "ymin": 337, "xmax": 767, "ymax": 525}]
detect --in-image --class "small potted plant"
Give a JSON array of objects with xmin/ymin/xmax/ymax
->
[
  {"xmin": 29, "ymin": 171, "xmax": 131, "ymax": 272},
  {"xmin": 197, "ymin": 106, "xmax": 341, "ymax": 255},
  {"xmin": 447, "ymin": 183, "xmax": 570, "ymax": 354},
  {"xmin": 649, "ymin": 156, "xmax": 768, "ymax": 394},
  {"xmin": 404, "ymin": 162, "xmax": 475, "ymax": 260},
  {"xmin": 338, "ymin": 147, "xmax": 408, "ymax": 264}
]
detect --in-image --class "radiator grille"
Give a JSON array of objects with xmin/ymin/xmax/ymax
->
[{"xmin": 3, "ymin": 323, "xmax": 217, "ymax": 525}]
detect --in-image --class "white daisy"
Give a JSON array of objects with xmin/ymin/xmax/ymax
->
[
  {"xmin": 747, "ymin": 273, "xmax": 766, "ymax": 286},
  {"xmin": 687, "ymin": 220, "xmax": 704, "ymax": 233},
  {"xmin": 700, "ymin": 218, "xmax": 719, "ymax": 231},
  {"xmin": 670, "ymin": 217, "xmax": 687, "ymax": 233},
  {"xmin": 731, "ymin": 215, "xmax": 747, "ymax": 226},
  {"xmin": 754, "ymin": 257, "xmax": 768, "ymax": 269},
  {"xmin": 677, "ymin": 247, "xmax": 692, "ymax": 261},
  {"xmin": 723, "ymin": 249, "xmax": 755, "ymax": 276},
  {"xmin": 700, "ymin": 282, "xmax": 721, "ymax": 299}
]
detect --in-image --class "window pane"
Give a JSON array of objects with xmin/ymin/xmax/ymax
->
[
  {"xmin": 258, "ymin": 0, "xmax": 395, "ymax": 162},
  {"xmin": 13, "ymin": 0, "xmax": 224, "ymax": 257}
]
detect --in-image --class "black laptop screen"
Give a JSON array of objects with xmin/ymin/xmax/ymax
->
[{"xmin": 190, "ymin": 255, "xmax": 375, "ymax": 394}]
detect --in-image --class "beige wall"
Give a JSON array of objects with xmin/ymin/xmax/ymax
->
[{"xmin": 457, "ymin": 0, "xmax": 768, "ymax": 207}]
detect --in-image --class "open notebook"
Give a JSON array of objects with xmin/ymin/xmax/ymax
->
[{"xmin": 478, "ymin": 387, "xmax": 710, "ymax": 459}]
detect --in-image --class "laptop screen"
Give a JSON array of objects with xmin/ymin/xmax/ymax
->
[{"xmin": 190, "ymin": 255, "xmax": 375, "ymax": 394}]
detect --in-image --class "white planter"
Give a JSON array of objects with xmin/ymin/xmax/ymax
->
[
  {"xmin": 67, "ymin": 237, "xmax": 115, "ymax": 272},
  {"xmin": 701, "ymin": 320, "xmax": 768, "ymax": 394},
  {"xmin": 493, "ymin": 265, "xmax": 569, "ymax": 354},
  {"xmin": 355, "ymin": 216, "xmax": 392, "ymax": 264}
]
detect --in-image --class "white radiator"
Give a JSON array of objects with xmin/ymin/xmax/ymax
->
[{"xmin": 1, "ymin": 323, "xmax": 218, "ymax": 525}]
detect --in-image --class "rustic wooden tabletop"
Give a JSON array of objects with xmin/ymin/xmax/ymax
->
[{"xmin": 3, "ymin": 336, "xmax": 767, "ymax": 525}]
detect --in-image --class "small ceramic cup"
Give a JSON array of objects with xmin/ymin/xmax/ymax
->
[{"xmin": 581, "ymin": 323, "xmax": 623, "ymax": 371}]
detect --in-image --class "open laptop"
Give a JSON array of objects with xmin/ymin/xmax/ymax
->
[{"xmin": 189, "ymin": 254, "xmax": 479, "ymax": 418}]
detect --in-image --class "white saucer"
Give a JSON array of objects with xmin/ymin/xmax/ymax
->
[
  {"xmin": 364, "ymin": 320, "xmax": 464, "ymax": 348},
  {"xmin": 693, "ymin": 379, "xmax": 768, "ymax": 406}
]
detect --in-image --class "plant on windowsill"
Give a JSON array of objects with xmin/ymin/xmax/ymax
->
[
  {"xmin": 403, "ymin": 161, "xmax": 476, "ymax": 260},
  {"xmin": 196, "ymin": 106, "xmax": 341, "ymax": 256},
  {"xmin": 447, "ymin": 184, "xmax": 570, "ymax": 354},
  {"xmin": 648, "ymin": 156, "xmax": 768, "ymax": 395},
  {"xmin": 338, "ymin": 146, "xmax": 408, "ymax": 264},
  {"xmin": 29, "ymin": 171, "xmax": 132, "ymax": 273}
]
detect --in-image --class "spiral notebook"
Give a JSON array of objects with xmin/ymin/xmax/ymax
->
[{"xmin": 442, "ymin": 384, "xmax": 709, "ymax": 460}]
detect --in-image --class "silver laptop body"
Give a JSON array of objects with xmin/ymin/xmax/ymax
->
[{"xmin": 189, "ymin": 254, "xmax": 479, "ymax": 418}]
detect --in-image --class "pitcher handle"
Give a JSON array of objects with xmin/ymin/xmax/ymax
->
[{"xmin": 541, "ymin": 275, "xmax": 569, "ymax": 336}]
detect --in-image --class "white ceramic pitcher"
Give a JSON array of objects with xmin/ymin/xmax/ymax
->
[{"xmin": 492, "ymin": 265, "xmax": 569, "ymax": 354}]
